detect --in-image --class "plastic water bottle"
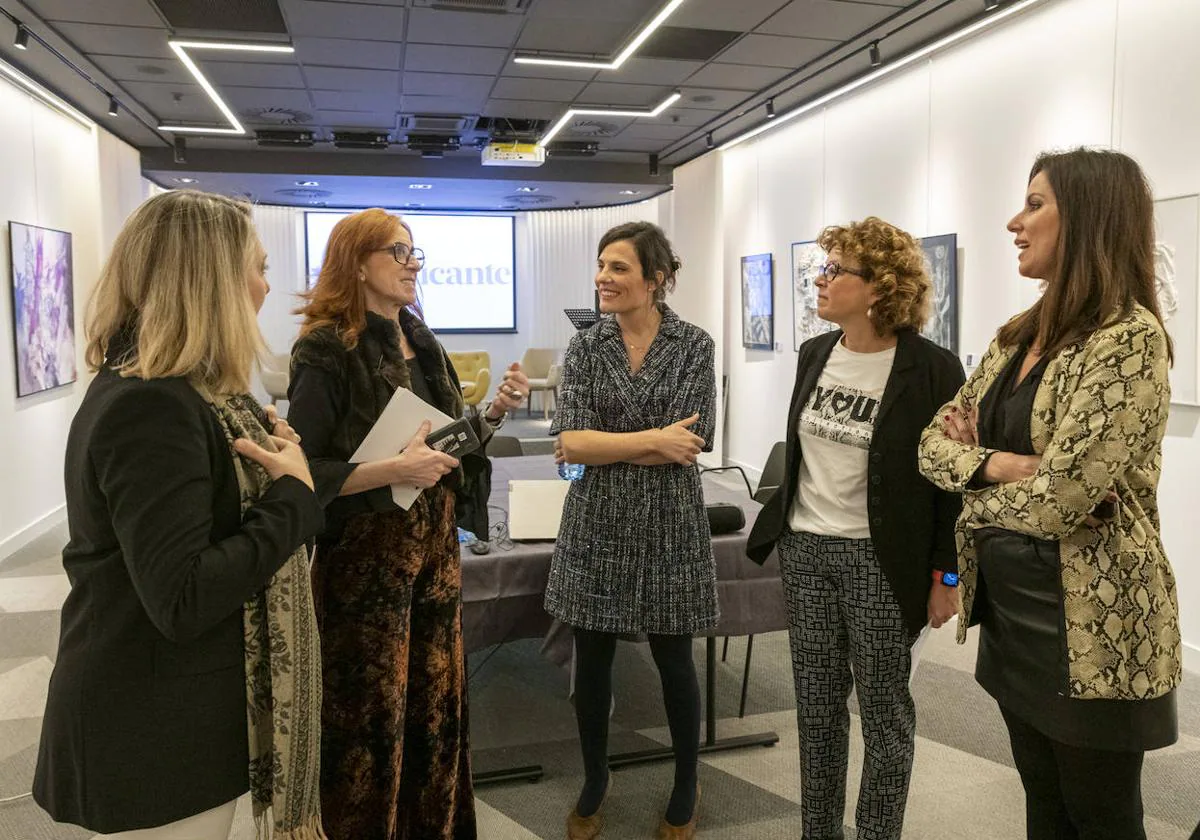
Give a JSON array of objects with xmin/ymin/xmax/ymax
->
[
  {"xmin": 456, "ymin": 527, "xmax": 476, "ymax": 545},
  {"xmin": 558, "ymin": 462, "xmax": 586, "ymax": 481}
]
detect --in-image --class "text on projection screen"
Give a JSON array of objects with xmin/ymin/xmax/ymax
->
[{"xmin": 304, "ymin": 212, "xmax": 516, "ymax": 331}]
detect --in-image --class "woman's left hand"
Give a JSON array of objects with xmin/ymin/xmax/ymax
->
[
  {"xmin": 488, "ymin": 363, "xmax": 529, "ymax": 417},
  {"xmin": 265, "ymin": 404, "xmax": 302, "ymax": 444},
  {"xmin": 941, "ymin": 403, "xmax": 978, "ymax": 446},
  {"xmin": 927, "ymin": 582, "xmax": 960, "ymax": 629}
]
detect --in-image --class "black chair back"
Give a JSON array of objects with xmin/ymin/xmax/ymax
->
[
  {"xmin": 752, "ymin": 440, "xmax": 787, "ymax": 504},
  {"xmin": 487, "ymin": 435, "xmax": 524, "ymax": 458}
]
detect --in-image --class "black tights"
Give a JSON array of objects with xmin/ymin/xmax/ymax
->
[{"xmin": 572, "ymin": 629, "xmax": 701, "ymax": 825}]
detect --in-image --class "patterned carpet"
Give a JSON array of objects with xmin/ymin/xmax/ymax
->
[{"xmin": 2, "ymin": 521, "xmax": 1198, "ymax": 840}]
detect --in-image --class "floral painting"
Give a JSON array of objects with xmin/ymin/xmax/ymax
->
[{"xmin": 9, "ymin": 222, "xmax": 75, "ymax": 397}]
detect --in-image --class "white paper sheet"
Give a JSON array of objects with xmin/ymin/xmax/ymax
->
[{"xmin": 350, "ymin": 387, "xmax": 454, "ymax": 509}]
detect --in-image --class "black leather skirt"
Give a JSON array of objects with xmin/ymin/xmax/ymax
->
[{"xmin": 974, "ymin": 528, "xmax": 1177, "ymax": 752}]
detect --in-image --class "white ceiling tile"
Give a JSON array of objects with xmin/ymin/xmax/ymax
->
[
  {"xmin": 222, "ymin": 88, "xmax": 315, "ymax": 114},
  {"xmin": 578, "ymin": 82, "xmax": 675, "ymax": 107},
  {"xmin": 304, "ymin": 66, "xmax": 400, "ymax": 93},
  {"xmin": 25, "ymin": 0, "xmax": 163, "ymax": 26},
  {"xmin": 406, "ymin": 8, "xmax": 523, "ymax": 48},
  {"xmin": 316, "ymin": 110, "xmax": 398, "ymax": 129},
  {"xmin": 490, "ymin": 77, "xmax": 588, "ymax": 103},
  {"xmin": 668, "ymin": 0, "xmax": 791, "ymax": 31},
  {"xmin": 717, "ymin": 33, "xmax": 834, "ymax": 68},
  {"xmin": 295, "ymin": 37, "xmax": 402, "ymax": 70},
  {"xmin": 758, "ymin": 0, "xmax": 894, "ymax": 40},
  {"xmin": 483, "ymin": 99, "xmax": 565, "ymax": 120},
  {"xmin": 684, "ymin": 62, "xmax": 788, "ymax": 91},
  {"xmin": 677, "ymin": 87, "xmax": 752, "ymax": 110},
  {"xmin": 204, "ymin": 62, "xmax": 306, "ymax": 89},
  {"xmin": 88, "ymin": 55, "xmax": 192, "ymax": 85},
  {"xmin": 403, "ymin": 45, "xmax": 509, "ymax": 76},
  {"xmin": 400, "ymin": 95, "xmax": 487, "ymax": 115},
  {"xmin": 119, "ymin": 80, "xmax": 217, "ymax": 122},
  {"xmin": 605, "ymin": 58, "xmax": 704, "ymax": 86},
  {"xmin": 52, "ymin": 22, "xmax": 173, "ymax": 60},
  {"xmin": 516, "ymin": 19, "xmax": 634, "ymax": 54},
  {"xmin": 403, "ymin": 73, "xmax": 494, "ymax": 100},
  {"xmin": 311, "ymin": 89, "xmax": 399, "ymax": 111},
  {"xmin": 282, "ymin": 0, "xmax": 406, "ymax": 40}
]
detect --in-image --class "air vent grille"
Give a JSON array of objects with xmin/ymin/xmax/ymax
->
[
  {"xmin": 413, "ymin": 0, "xmax": 532, "ymax": 12},
  {"xmin": 152, "ymin": 0, "xmax": 288, "ymax": 33},
  {"xmin": 398, "ymin": 114, "xmax": 476, "ymax": 133}
]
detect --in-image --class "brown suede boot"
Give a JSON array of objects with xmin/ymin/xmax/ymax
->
[
  {"xmin": 656, "ymin": 783, "xmax": 700, "ymax": 839},
  {"xmin": 567, "ymin": 776, "xmax": 612, "ymax": 840}
]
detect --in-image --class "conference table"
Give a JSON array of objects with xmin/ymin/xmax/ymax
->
[{"xmin": 458, "ymin": 455, "xmax": 788, "ymax": 785}]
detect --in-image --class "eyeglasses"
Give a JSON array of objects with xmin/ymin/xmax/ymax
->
[
  {"xmin": 818, "ymin": 261, "xmax": 868, "ymax": 281},
  {"xmin": 376, "ymin": 243, "xmax": 425, "ymax": 266}
]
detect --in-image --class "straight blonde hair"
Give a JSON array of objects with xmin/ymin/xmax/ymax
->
[{"xmin": 85, "ymin": 189, "xmax": 264, "ymax": 393}]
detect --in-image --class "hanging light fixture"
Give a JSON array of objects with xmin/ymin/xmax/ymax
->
[
  {"xmin": 14, "ymin": 23, "xmax": 30, "ymax": 50},
  {"xmin": 868, "ymin": 41, "xmax": 882, "ymax": 67},
  {"xmin": 766, "ymin": 98, "xmax": 776, "ymax": 119}
]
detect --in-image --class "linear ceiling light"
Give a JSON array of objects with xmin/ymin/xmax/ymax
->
[
  {"xmin": 719, "ymin": 0, "xmax": 1048, "ymax": 152},
  {"xmin": 0, "ymin": 56, "xmax": 93, "ymax": 128},
  {"xmin": 159, "ymin": 40, "xmax": 295, "ymax": 135},
  {"xmin": 514, "ymin": 0, "xmax": 686, "ymax": 70},
  {"xmin": 539, "ymin": 91, "xmax": 681, "ymax": 148}
]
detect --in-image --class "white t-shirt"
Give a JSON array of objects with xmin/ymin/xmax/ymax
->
[{"xmin": 788, "ymin": 340, "xmax": 897, "ymax": 538}]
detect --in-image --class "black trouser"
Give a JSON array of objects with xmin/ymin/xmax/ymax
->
[
  {"xmin": 572, "ymin": 629, "xmax": 701, "ymax": 810},
  {"xmin": 1001, "ymin": 706, "xmax": 1147, "ymax": 840}
]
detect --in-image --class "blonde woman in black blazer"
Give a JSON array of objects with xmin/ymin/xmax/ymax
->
[{"xmin": 747, "ymin": 217, "xmax": 963, "ymax": 840}]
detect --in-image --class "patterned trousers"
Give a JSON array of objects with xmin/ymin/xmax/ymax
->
[
  {"xmin": 312, "ymin": 488, "xmax": 476, "ymax": 840},
  {"xmin": 777, "ymin": 530, "xmax": 917, "ymax": 840}
]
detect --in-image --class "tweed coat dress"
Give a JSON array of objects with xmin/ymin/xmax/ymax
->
[{"xmin": 545, "ymin": 306, "xmax": 719, "ymax": 635}]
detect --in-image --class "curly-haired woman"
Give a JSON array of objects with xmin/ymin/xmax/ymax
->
[{"xmin": 747, "ymin": 217, "xmax": 965, "ymax": 840}]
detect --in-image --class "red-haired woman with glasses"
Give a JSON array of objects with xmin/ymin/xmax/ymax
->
[
  {"xmin": 747, "ymin": 217, "xmax": 964, "ymax": 840},
  {"xmin": 286, "ymin": 208, "xmax": 526, "ymax": 840}
]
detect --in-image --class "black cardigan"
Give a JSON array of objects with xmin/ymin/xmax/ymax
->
[
  {"xmin": 746, "ymin": 329, "xmax": 965, "ymax": 634},
  {"xmin": 33, "ymin": 369, "xmax": 323, "ymax": 833}
]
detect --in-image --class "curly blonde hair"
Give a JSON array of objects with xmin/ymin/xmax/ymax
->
[{"xmin": 817, "ymin": 216, "xmax": 931, "ymax": 334}]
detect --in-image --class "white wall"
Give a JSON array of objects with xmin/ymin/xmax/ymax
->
[
  {"xmin": 671, "ymin": 0, "xmax": 1200, "ymax": 659},
  {"xmin": 250, "ymin": 198, "xmax": 667, "ymax": 406},
  {"xmin": 0, "ymin": 75, "xmax": 145, "ymax": 556}
]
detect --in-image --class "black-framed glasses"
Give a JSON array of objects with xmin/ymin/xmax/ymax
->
[
  {"xmin": 818, "ymin": 261, "xmax": 867, "ymax": 281},
  {"xmin": 377, "ymin": 243, "xmax": 425, "ymax": 266}
]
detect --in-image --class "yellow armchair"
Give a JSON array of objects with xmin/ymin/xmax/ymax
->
[{"xmin": 447, "ymin": 350, "xmax": 491, "ymax": 407}]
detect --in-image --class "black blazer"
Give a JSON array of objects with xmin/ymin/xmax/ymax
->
[
  {"xmin": 747, "ymin": 329, "xmax": 965, "ymax": 634},
  {"xmin": 33, "ymin": 369, "xmax": 323, "ymax": 833}
]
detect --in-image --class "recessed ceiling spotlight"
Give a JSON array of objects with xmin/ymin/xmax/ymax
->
[
  {"xmin": 618, "ymin": 189, "xmax": 642, "ymax": 195},
  {"xmin": 174, "ymin": 177, "xmax": 198, "ymax": 184},
  {"xmin": 409, "ymin": 183, "xmax": 433, "ymax": 190},
  {"xmin": 296, "ymin": 180, "xmax": 319, "ymax": 186},
  {"xmin": 515, "ymin": 186, "xmax": 539, "ymax": 193}
]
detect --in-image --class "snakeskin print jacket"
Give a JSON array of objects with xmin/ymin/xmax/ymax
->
[{"xmin": 918, "ymin": 304, "xmax": 1181, "ymax": 701}]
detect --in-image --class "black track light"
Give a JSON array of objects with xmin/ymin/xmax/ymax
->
[
  {"xmin": 14, "ymin": 23, "xmax": 30, "ymax": 50},
  {"xmin": 766, "ymin": 98, "xmax": 776, "ymax": 119},
  {"xmin": 107, "ymin": 95, "xmax": 119, "ymax": 117},
  {"xmin": 705, "ymin": 132, "xmax": 714, "ymax": 150},
  {"xmin": 869, "ymin": 41, "xmax": 882, "ymax": 68},
  {"xmin": 173, "ymin": 136, "xmax": 187, "ymax": 164},
  {"xmin": 649, "ymin": 153, "xmax": 659, "ymax": 177}
]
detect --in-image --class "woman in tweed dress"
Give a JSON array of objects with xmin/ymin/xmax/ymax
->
[{"xmin": 548, "ymin": 221, "xmax": 717, "ymax": 840}]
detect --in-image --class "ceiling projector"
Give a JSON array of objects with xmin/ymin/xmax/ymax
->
[{"xmin": 481, "ymin": 142, "xmax": 546, "ymax": 167}]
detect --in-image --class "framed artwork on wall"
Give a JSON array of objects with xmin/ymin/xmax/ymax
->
[
  {"xmin": 918, "ymin": 233, "xmax": 959, "ymax": 353},
  {"xmin": 741, "ymin": 253, "xmax": 774, "ymax": 350},
  {"xmin": 1153, "ymin": 195, "xmax": 1199, "ymax": 405},
  {"xmin": 8, "ymin": 221, "xmax": 76, "ymax": 397},
  {"xmin": 791, "ymin": 240, "xmax": 834, "ymax": 350}
]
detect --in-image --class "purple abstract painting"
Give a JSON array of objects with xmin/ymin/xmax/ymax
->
[{"xmin": 9, "ymin": 221, "xmax": 76, "ymax": 397}]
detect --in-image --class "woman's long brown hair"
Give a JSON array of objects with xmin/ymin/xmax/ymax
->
[{"xmin": 998, "ymin": 148, "xmax": 1173, "ymax": 362}]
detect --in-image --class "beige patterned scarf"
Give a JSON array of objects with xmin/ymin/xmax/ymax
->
[{"xmin": 198, "ymin": 388, "xmax": 327, "ymax": 840}]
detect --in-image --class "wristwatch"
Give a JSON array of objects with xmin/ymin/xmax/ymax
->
[{"xmin": 933, "ymin": 569, "xmax": 959, "ymax": 587}]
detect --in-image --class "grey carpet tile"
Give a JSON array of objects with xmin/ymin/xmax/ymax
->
[{"xmin": 0, "ymin": 614, "xmax": 62, "ymax": 662}]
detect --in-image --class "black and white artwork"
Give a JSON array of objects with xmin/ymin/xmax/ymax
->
[
  {"xmin": 791, "ymin": 240, "xmax": 834, "ymax": 350},
  {"xmin": 918, "ymin": 233, "xmax": 958, "ymax": 353}
]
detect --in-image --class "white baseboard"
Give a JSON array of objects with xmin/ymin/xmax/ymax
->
[
  {"xmin": 721, "ymin": 456, "xmax": 765, "ymax": 486},
  {"xmin": 0, "ymin": 504, "xmax": 67, "ymax": 563}
]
